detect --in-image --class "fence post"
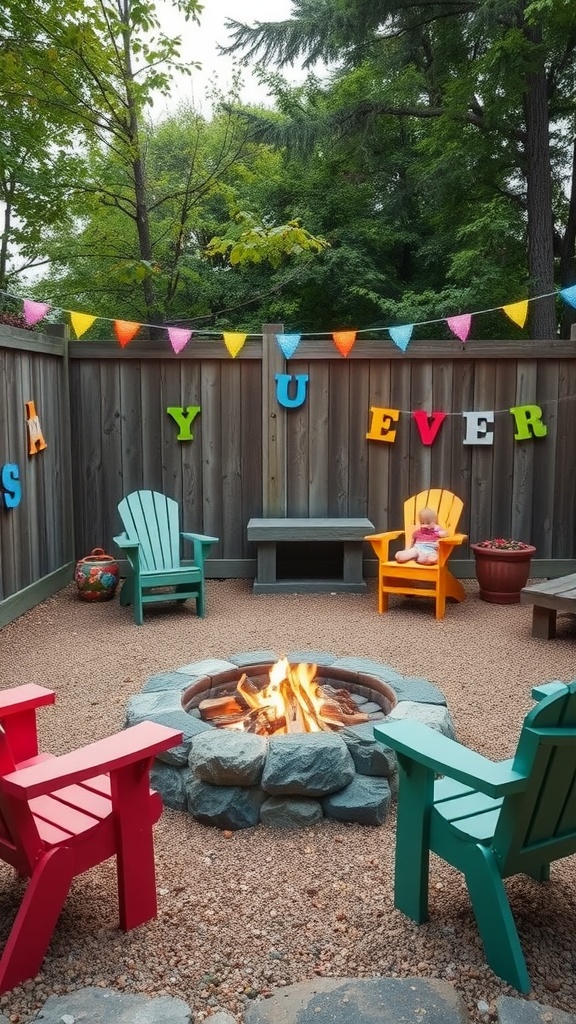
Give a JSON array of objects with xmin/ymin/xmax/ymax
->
[
  {"xmin": 261, "ymin": 323, "xmax": 286, "ymax": 516},
  {"xmin": 571, "ymin": 323, "xmax": 576, "ymax": 341}
]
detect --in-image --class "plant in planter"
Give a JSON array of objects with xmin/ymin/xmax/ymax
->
[{"xmin": 470, "ymin": 538, "xmax": 536, "ymax": 604}]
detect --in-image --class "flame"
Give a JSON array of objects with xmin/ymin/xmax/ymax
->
[{"xmin": 235, "ymin": 657, "xmax": 325, "ymax": 734}]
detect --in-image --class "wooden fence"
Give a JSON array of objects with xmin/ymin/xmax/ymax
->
[
  {"xmin": 2, "ymin": 322, "xmax": 576, "ymax": 628},
  {"xmin": 0, "ymin": 325, "xmax": 74, "ymax": 626},
  {"xmin": 68, "ymin": 328, "xmax": 576, "ymax": 578}
]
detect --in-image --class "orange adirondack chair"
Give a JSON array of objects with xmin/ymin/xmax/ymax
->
[
  {"xmin": 0, "ymin": 684, "xmax": 181, "ymax": 993},
  {"xmin": 365, "ymin": 488, "xmax": 467, "ymax": 620}
]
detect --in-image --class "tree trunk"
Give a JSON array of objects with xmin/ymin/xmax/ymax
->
[
  {"xmin": 522, "ymin": 24, "xmax": 557, "ymax": 339},
  {"xmin": 0, "ymin": 179, "xmax": 14, "ymax": 291},
  {"xmin": 559, "ymin": 139, "xmax": 576, "ymax": 339},
  {"xmin": 120, "ymin": 1, "xmax": 159, "ymax": 336}
]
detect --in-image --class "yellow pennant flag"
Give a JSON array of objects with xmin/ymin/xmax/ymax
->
[
  {"xmin": 223, "ymin": 331, "xmax": 247, "ymax": 358},
  {"xmin": 70, "ymin": 311, "xmax": 97, "ymax": 339},
  {"xmin": 502, "ymin": 300, "xmax": 528, "ymax": 329}
]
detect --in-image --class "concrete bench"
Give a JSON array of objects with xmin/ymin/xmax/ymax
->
[
  {"xmin": 521, "ymin": 573, "xmax": 576, "ymax": 638},
  {"xmin": 247, "ymin": 517, "xmax": 374, "ymax": 594}
]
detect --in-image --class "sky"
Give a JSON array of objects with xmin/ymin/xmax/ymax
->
[{"xmin": 155, "ymin": 0, "xmax": 305, "ymax": 114}]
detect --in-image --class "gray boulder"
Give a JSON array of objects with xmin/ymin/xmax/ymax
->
[
  {"xmin": 341, "ymin": 723, "xmax": 396, "ymax": 777},
  {"xmin": 150, "ymin": 761, "xmax": 190, "ymax": 812},
  {"xmin": 260, "ymin": 796, "xmax": 323, "ymax": 828},
  {"xmin": 386, "ymin": 700, "xmax": 456, "ymax": 738},
  {"xmin": 322, "ymin": 775, "xmax": 391, "ymax": 825},
  {"xmin": 261, "ymin": 733, "xmax": 355, "ymax": 797},
  {"xmin": 496, "ymin": 996, "xmax": 576, "ymax": 1024},
  {"xmin": 190, "ymin": 730, "xmax": 267, "ymax": 786},
  {"xmin": 140, "ymin": 671, "xmax": 191, "ymax": 694},
  {"xmin": 186, "ymin": 777, "xmax": 265, "ymax": 830},
  {"xmin": 125, "ymin": 693, "xmax": 213, "ymax": 766}
]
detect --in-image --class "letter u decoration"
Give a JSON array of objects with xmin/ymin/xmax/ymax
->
[{"xmin": 275, "ymin": 373, "xmax": 309, "ymax": 409}]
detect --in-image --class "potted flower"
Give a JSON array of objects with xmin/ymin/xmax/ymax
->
[{"xmin": 470, "ymin": 538, "xmax": 536, "ymax": 604}]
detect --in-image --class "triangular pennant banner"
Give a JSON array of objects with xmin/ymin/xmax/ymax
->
[
  {"xmin": 388, "ymin": 324, "xmax": 413, "ymax": 352},
  {"xmin": 167, "ymin": 326, "xmax": 192, "ymax": 354},
  {"xmin": 70, "ymin": 311, "xmax": 97, "ymax": 339},
  {"xmin": 276, "ymin": 333, "xmax": 302, "ymax": 359},
  {"xmin": 114, "ymin": 320, "xmax": 141, "ymax": 347},
  {"xmin": 223, "ymin": 331, "xmax": 247, "ymax": 358},
  {"xmin": 332, "ymin": 331, "xmax": 357, "ymax": 357},
  {"xmin": 23, "ymin": 299, "xmax": 50, "ymax": 326},
  {"xmin": 447, "ymin": 314, "xmax": 471, "ymax": 342},
  {"xmin": 502, "ymin": 300, "xmax": 528, "ymax": 329},
  {"xmin": 560, "ymin": 285, "xmax": 576, "ymax": 309}
]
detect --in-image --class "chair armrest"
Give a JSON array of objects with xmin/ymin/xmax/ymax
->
[
  {"xmin": 181, "ymin": 533, "xmax": 218, "ymax": 566},
  {"xmin": 113, "ymin": 532, "xmax": 140, "ymax": 552},
  {"xmin": 436, "ymin": 533, "xmax": 467, "ymax": 567},
  {"xmin": 365, "ymin": 530, "xmax": 404, "ymax": 561},
  {"xmin": 374, "ymin": 720, "xmax": 526, "ymax": 798},
  {"xmin": 0, "ymin": 685, "xmax": 55, "ymax": 764},
  {"xmin": 0, "ymin": 685, "xmax": 55, "ymax": 717},
  {"xmin": 0, "ymin": 722, "xmax": 183, "ymax": 800},
  {"xmin": 532, "ymin": 681, "xmax": 567, "ymax": 702}
]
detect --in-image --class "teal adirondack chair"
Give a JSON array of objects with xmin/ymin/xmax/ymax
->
[
  {"xmin": 114, "ymin": 490, "xmax": 218, "ymax": 625},
  {"xmin": 374, "ymin": 680, "xmax": 576, "ymax": 993}
]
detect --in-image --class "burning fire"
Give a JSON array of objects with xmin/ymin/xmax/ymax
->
[{"xmin": 198, "ymin": 657, "xmax": 370, "ymax": 736}]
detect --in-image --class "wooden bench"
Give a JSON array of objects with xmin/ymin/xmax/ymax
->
[
  {"xmin": 247, "ymin": 517, "xmax": 374, "ymax": 594},
  {"xmin": 521, "ymin": 573, "xmax": 576, "ymax": 638}
]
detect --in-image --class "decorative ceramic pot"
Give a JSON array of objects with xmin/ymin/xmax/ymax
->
[
  {"xmin": 471, "ymin": 544, "xmax": 536, "ymax": 604},
  {"xmin": 75, "ymin": 547, "xmax": 120, "ymax": 601}
]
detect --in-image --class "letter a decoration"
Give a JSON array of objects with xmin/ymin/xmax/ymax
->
[{"xmin": 25, "ymin": 400, "xmax": 47, "ymax": 454}]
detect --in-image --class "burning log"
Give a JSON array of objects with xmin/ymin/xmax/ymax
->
[{"xmin": 198, "ymin": 658, "xmax": 370, "ymax": 736}]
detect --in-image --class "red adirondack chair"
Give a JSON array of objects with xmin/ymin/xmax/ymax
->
[{"xmin": 0, "ymin": 684, "xmax": 182, "ymax": 993}]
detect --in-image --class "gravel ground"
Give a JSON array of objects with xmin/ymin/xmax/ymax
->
[{"xmin": 1, "ymin": 578, "xmax": 576, "ymax": 1024}]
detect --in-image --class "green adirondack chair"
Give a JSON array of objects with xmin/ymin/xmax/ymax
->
[
  {"xmin": 374, "ymin": 680, "xmax": 576, "ymax": 993},
  {"xmin": 114, "ymin": 490, "xmax": 218, "ymax": 625}
]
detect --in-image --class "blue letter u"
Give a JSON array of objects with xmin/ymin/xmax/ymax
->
[{"xmin": 275, "ymin": 373, "xmax": 309, "ymax": 409}]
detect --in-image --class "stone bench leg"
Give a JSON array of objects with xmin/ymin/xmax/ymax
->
[
  {"xmin": 343, "ymin": 541, "xmax": 364, "ymax": 586},
  {"xmin": 531, "ymin": 605, "xmax": 557, "ymax": 640},
  {"xmin": 257, "ymin": 542, "xmax": 277, "ymax": 585}
]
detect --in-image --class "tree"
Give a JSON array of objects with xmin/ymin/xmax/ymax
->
[
  {"xmin": 1, "ymin": 0, "xmax": 202, "ymax": 328},
  {"xmin": 224, "ymin": 0, "xmax": 576, "ymax": 338}
]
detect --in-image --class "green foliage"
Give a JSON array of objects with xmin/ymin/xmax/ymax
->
[{"xmin": 206, "ymin": 213, "xmax": 328, "ymax": 268}]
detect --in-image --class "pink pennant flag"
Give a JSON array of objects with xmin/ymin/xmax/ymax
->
[
  {"xmin": 447, "ymin": 314, "xmax": 471, "ymax": 343},
  {"xmin": 167, "ymin": 326, "xmax": 192, "ymax": 354},
  {"xmin": 23, "ymin": 299, "xmax": 50, "ymax": 326}
]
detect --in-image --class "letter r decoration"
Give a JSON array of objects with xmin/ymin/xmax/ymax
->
[{"xmin": 25, "ymin": 401, "xmax": 47, "ymax": 454}]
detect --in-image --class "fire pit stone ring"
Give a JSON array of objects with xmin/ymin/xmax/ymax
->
[{"xmin": 125, "ymin": 650, "xmax": 454, "ymax": 830}]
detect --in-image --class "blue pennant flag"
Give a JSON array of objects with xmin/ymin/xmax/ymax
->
[
  {"xmin": 388, "ymin": 324, "xmax": 414, "ymax": 352},
  {"xmin": 276, "ymin": 333, "xmax": 302, "ymax": 359},
  {"xmin": 560, "ymin": 285, "xmax": 576, "ymax": 309}
]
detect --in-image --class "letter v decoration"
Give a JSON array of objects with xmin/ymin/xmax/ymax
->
[{"xmin": 275, "ymin": 373, "xmax": 309, "ymax": 409}]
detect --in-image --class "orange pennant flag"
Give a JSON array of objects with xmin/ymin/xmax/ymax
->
[
  {"xmin": 70, "ymin": 311, "xmax": 97, "ymax": 339},
  {"xmin": 114, "ymin": 320, "xmax": 141, "ymax": 347},
  {"xmin": 223, "ymin": 331, "xmax": 247, "ymax": 358},
  {"xmin": 332, "ymin": 331, "xmax": 357, "ymax": 357},
  {"xmin": 502, "ymin": 300, "xmax": 528, "ymax": 329}
]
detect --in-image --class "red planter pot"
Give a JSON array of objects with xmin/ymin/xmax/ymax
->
[{"xmin": 471, "ymin": 544, "xmax": 536, "ymax": 604}]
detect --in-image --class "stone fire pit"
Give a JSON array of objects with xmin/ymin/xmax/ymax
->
[{"xmin": 125, "ymin": 650, "xmax": 454, "ymax": 830}]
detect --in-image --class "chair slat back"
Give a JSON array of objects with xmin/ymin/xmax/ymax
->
[
  {"xmin": 403, "ymin": 489, "xmax": 463, "ymax": 540},
  {"xmin": 118, "ymin": 491, "xmax": 181, "ymax": 571},
  {"xmin": 0, "ymin": 726, "xmax": 42, "ymax": 872},
  {"xmin": 494, "ymin": 682, "xmax": 576, "ymax": 874}
]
